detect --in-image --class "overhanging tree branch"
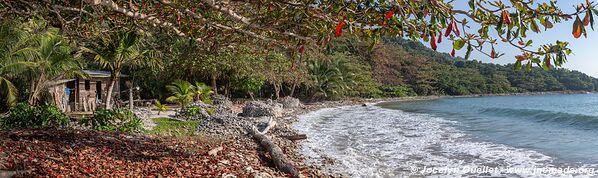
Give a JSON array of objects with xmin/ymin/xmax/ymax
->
[
  {"xmin": 85, "ymin": 0, "xmax": 202, "ymax": 42},
  {"xmin": 200, "ymin": 0, "xmax": 312, "ymax": 41}
]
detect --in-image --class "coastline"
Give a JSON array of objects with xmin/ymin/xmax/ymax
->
[
  {"xmin": 285, "ymin": 90, "xmax": 596, "ymax": 177},
  {"xmin": 1, "ymin": 91, "xmax": 595, "ymax": 177}
]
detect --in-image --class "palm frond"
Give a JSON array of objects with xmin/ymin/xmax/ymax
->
[
  {"xmin": 0, "ymin": 61, "xmax": 38, "ymax": 74},
  {"xmin": 0, "ymin": 77, "xmax": 18, "ymax": 107},
  {"xmin": 165, "ymin": 96, "xmax": 178, "ymax": 103}
]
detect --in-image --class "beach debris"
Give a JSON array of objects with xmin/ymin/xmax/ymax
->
[
  {"xmin": 208, "ymin": 146, "xmax": 223, "ymax": 156},
  {"xmin": 0, "ymin": 128, "xmax": 296, "ymax": 177},
  {"xmin": 250, "ymin": 117, "xmax": 301, "ymax": 178},
  {"xmin": 283, "ymin": 134, "xmax": 308, "ymax": 141}
]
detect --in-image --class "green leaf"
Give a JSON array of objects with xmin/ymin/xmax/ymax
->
[
  {"xmin": 496, "ymin": 15, "xmax": 504, "ymax": 34},
  {"xmin": 525, "ymin": 40, "xmax": 533, "ymax": 47},
  {"xmin": 464, "ymin": 44, "xmax": 473, "ymax": 60},
  {"xmin": 512, "ymin": 29, "xmax": 520, "ymax": 39},
  {"xmin": 520, "ymin": 26, "xmax": 527, "ymax": 38},
  {"xmin": 453, "ymin": 39, "xmax": 466, "ymax": 50},
  {"xmin": 530, "ymin": 20, "xmax": 540, "ymax": 33},
  {"xmin": 514, "ymin": 60, "xmax": 522, "ymax": 70},
  {"xmin": 590, "ymin": 9, "xmax": 595, "ymax": 30},
  {"xmin": 541, "ymin": 17, "xmax": 554, "ymax": 29},
  {"xmin": 526, "ymin": 61, "xmax": 532, "ymax": 72}
]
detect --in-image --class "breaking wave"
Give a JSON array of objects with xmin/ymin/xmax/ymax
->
[{"xmin": 295, "ymin": 105, "xmax": 595, "ymax": 177}]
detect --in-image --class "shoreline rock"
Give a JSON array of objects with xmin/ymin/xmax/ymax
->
[
  {"xmin": 197, "ymin": 92, "xmax": 596, "ymax": 177},
  {"xmin": 238, "ymin": 100, "xmax": 283, "ymax": 118},
  {"xmin": 196, "ymin": 97, "xmax": 373, "ymax": 177}
]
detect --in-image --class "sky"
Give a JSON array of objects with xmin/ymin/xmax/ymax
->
[{"xmin": 427, "ymin": 0, "xmax": 598, "ymax": 77}]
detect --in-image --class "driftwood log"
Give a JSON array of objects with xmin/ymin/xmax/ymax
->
[
  {"xmin": 283, "ymin": 134, "xmax": 307, "ymax": 141},
  {"xmin": 250, "ymin": 118, "xmax": 301, "ymax": 178}
]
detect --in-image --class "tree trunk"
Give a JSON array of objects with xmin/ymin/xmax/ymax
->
[
  {"xmin": 211, "ymin": 75, "xmax": 218, "ymax": 95},
  {"xmin": 28, "ymin": 73, "xmax": 46, "ymax": 105},
  {"xmin": 250, "ymin": 118, "xmax": 300, "ymax": 178},
  {"xmin": 27, "ymin": 79, "xmax": 37, "ymax": 105},
  {"xmin": 248, "ymin": 92, "xmax": 255, "ymax": 101},
  {"xmin": 128, "ymin": 83, "xmax": 134, "ymax": 110},
  {"xmin": 289, "ymin": 82, "xmax": 297, "ymax": 97},
  {"xmin": 224, "ymin": 81, "xmax": 229, "ymax": 97},
  {"xmin": 273, "ymin": 83, "xmax": 280, "ymax": 100},
  {"xmin": 105, "ymin": 74, "xmax": 119, "ymax": 109}
]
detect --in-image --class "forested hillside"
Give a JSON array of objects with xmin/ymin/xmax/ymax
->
[
  {"xmin": 122, "ymin": 37, "xmax": 598, "ymax": 101},
  {"xmin": 325, "ymin": 38, "xmax": 598, "ymax": 97}
]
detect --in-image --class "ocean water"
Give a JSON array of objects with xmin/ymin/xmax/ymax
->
[{"xmin": 295, "ymin": 94, "xmax": 598, "ymax": 177}]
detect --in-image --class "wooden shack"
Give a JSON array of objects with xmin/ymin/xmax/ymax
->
[{"xmin": 48, "ymin": 70, "xmax": 128, "ymax": 113}]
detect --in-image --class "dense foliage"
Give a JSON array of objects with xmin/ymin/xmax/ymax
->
[
  {"xmin": 0, "ymin": 19, "xmax": 85, "ymax": 108},
  {"xmin": 166, "ymin": 80, "xmax": 213, "ymax": 108},
  {"xmin": 0, "ymin": 103, "xmax": 69, "ymax": 130},
  {"xmin": 2, "ymin": 1, "xmax": 598, "ymax": 109},
  {"xmin": 374, "ymin": 38, "xmax": 598, "ymax": 95},
  {"xmin": 79, "ymin": 108, "xmax": 142, "ymax": 133},
  {"xmin": 2, "ymin": 0, "xmax": 596, "ymax": 69}
]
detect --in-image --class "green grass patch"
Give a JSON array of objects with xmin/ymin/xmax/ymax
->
[{"xmin": 146, "ymin": 118, "xmax": 200, "ymax": 137}]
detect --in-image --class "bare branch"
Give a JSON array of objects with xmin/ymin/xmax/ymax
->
[
  {"xmin": 85, "ymin": 0, "xmax": 202, "ymax": 42},
  {"xmin": 200, "ymin": 0, "xmax": 311, "ymax": 41}
]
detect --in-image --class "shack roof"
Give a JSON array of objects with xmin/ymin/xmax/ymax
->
[{"xmin": 83, "ymin": 70, "xmax": 129, "ymax": 78}]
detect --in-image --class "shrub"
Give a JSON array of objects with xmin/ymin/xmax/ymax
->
[
  {"xmin": 176, "ymin": 106, "xmax": 214, "ymax": 120},
  {"xmin": 153, "ymin": 100, "xmax": 169, "ymax": 115},
  {"xmin": 185, "ymin": 106, "xmax": 201, "ymax": 117},
  {"xmin": 0, "ymin": 103, "xmax": 69, "ymax": 130},
  {"xmin": 307, "ymin": 52, "xmax": 380, "ymax": 99},
  {"xmin": 193, "ymin": 82, "xmax": 214, "ymax": 104},
  {"xmin": 80, "ymin": 108, "xmax": 142, "ymax": 133},
  {"xmin": 177, "ymin": 106, "xmax": 201, "ymax": 120},
  {"xmin": 231, "ymin": 76, "xmax": 264, "ymax": 99}
]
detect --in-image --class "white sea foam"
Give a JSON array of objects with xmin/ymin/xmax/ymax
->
[{"xmin": 294, "ymin": 105, "xmax": 593, "ymax": 177}]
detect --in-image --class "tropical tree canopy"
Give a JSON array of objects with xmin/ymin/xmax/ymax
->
[
  {"xmin": 0, "ymin": 19, "xmax": 85, "ymax": 105},
  {"xmin": 1, "ymin": 0, "xmax": 596, "ymax": 70},
  {"xmin": 84, "ymin": 31, "xmax": 160, "ymax": 109},
  {"xmin": 0, "ymin": 21, "xmax": 23, "ymax": 107}
]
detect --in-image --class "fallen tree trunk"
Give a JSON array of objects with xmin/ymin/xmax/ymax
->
[
  {"xmin": 250, "ymin": 118, "xmax": 300, "ymax": 178},
  {"xmin": 283, "ymin": 134, "xmax": 307, "ymax": 141}
]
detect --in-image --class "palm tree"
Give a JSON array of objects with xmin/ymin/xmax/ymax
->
[
  {"xmin": 153, "ymin": 100, "xmax": 169, "ymax": 115},
  {"xmin": 85, "ymin": 31, "xmax": 159, "ymax": 109},
  {"xmin": 308, "ymin": 59, "xmax": 346, "ymax": 98},
  {"xmin": 193, "ymin": 82, "xmax": 213, "ymax": 104},
  {"xmin": 166, "ymin": 80, "xmax": 195, "ymax": 109},
  {"xmin": 0, "ymin": 20, "xmax": 25, "ymax": 107},
  {"xmin": 1, "ymin": 19, "xmax": 84, "ymax": 106},
  {"xmin": 0, "ymin": 77, "xmax": 17, "ymax": 107},
  {"xmin": 22, "ymin": 29, "xmax": 85, "ymax": 104}
]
